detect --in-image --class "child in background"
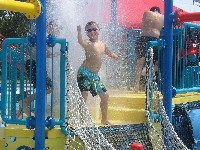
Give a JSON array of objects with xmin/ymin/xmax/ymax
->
[{"xmin": 133, "ymin": 6, "xmax": 164, "ymax": 93}]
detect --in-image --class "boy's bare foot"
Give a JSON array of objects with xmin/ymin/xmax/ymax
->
[
  {"xmin": 16, "ymin": 108, "xmax": 29, "ymax": 119},
  {"xmin": 101, "ymin": 120, "xmax": 113, "ymax": 126},
  {"xmin": 133, "ymin": 83, "xmax": 140, "ymax": 93},
  {"xmin": 0, "ymin": 118, "xmax": 6, "ymax": 127},
  {"xmin": 16, "ymin": 111, "xmax": 29, "ymax": 119},
  {"xmin": 133, "ymin": 87, "xmax": 139, "ymax": 93}
]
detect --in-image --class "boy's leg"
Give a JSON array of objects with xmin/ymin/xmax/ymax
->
[
  {"xmin": 133, "ymin": 57, "xmax": 145, "ymax": 93},
  {"xmin": 17, "ymin": 93, "xmax": 36, "ymax": 118},
  {"xmin": 99, "ymin": 92, "xmax": 112, "ymax": 125},
  {"xmin": 46, "ymin": 88, "xmax": 51, "ymax": 95},
  {"xmin": 0, "ymin": 116, "xmax": 2, "ymax": 123},
  {"xmin": 81, "ymin": 91, "xmax": 88, "ymax": 103},
  {"xmin": 17, "ymin": 100, "xmax": 29, "ymax": 118}
]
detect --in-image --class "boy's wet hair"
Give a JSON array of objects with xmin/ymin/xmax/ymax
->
[
  {"xmin": 150, "ymin": 6, "xmax": 161, "ymax": 14},
  {"xmin": 85, "ymin": 21, "xmax": 99, "ymax": 31}
]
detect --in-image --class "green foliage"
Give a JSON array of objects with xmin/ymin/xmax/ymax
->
[
  {"xmin": 0, "ymin": 10, "xmax": 31, "ymax": 38},
  {"xmin": 0, "ymin": 9, "xmax": 32, "ymax": 79}
]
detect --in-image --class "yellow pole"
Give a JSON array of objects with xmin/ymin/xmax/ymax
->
[{"xmin": 0, "ymin": 0, "xmax": 41, "ymax": 19}]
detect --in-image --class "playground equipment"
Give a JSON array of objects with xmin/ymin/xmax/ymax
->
[
  {"xmin": 0, "ymin": 1, "xmax": 114, "ymax": 149},
  {"xmin": 130, "ymin": 143, "xmax": 144, "ymax": 150},
  {"xmin": 116, "ymin": 0, "xmax": 179, "ymax": 29},
  {"xmin": 0, "ymin": 35, "xmax": 69, "ymax": 150},
  {"xmin": 176, "ymin": 9, "xmax": 200, "ymax": 26},
  {"xmin": 0, "ymin": 0, "xmax": 41, "ymax": 19},
  {"xmin": 172, "ymin": 22, "xmax": 200, "ymax": 90},
  {"xmin": 173, "ymin": 101, "xmax": 200, "ymax": 150},
  {"xmin": 0, "ymin": 0, "xmax": 200, "ymax": 150}
]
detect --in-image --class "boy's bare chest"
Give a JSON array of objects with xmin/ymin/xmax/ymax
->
[{"xmin": 86, "ymin": 43, "xmax": 105, "ymax": 55}]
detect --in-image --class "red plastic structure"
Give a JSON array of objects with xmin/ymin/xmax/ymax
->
[{"xmin": 176, "ymin": 9, "xmax": 200, "ymax": 26}]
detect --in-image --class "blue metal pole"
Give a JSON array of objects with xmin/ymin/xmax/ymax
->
[
  {"xmin": 163, "ymin": 0, "xmax": 173, "ymax": 122},
  {"xmin": 111, "ymin": 0, "xmax": 117, "ymax": 27},
  {"xmin": 35, "ymin": 0, "xmax": 46, "ymax": 149}
]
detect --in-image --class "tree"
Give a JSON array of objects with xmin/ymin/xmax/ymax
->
[
  {"xmin": 0, "ymin": 10, "xmax": 31, "ymax": 79},
  {"xmin": 0, "ymin": 10, "xmax": 31, "ymax": 38}
]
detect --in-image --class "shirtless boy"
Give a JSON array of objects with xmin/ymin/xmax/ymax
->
[
  {"xmin": 133, "ymin": 6, "xmax": 164, "ymax": 93},
  {"xmin": 77, "ymin": 21, "xmax": 120, "ymax": 125}
]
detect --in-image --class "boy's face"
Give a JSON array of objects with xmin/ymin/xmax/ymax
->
[{"xmin": 85, "ymin": 23, "xmax": 99, "ymax": 40}]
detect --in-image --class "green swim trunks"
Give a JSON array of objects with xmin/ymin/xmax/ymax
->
[{"xmin": 77, "ymin": 66, "xmax": 107, "ymax": 96}]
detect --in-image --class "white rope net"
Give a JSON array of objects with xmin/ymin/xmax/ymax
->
[
  {"xmin": 64, "ymin": 61, "xmax": 115, "ymax": 150},
  {"xmin": 145, "ymin": 47, "xmax": 189, "ymax": 150},
  {"xmin": 63, "ymin": 46, "xmax": 190, "ymax": 149}
]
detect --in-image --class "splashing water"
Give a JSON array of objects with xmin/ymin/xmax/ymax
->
[
  {"xmin": 46, "ymin": 0, "xmax": 131, "ymax": 118},
  {"xmin": 46, "ymin": 0, "xmax": 130, "ymax": 88},
  {"xmin": 45, "ymin": 1, "xmax": 132, "ymax": 149},
  {"xmin": 47, "ymin": 0, "xmax": 109, "ymax": 69}
]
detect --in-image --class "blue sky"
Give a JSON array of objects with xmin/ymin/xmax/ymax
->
[{"xmin": 173, "ymin": 0, "xmax": 200, "ymax": 12}]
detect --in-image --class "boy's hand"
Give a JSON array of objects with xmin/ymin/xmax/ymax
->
[
  {"xmin": 112, "ymin": 53, "xmax": 121, "ymax": 61},
  {"xmin": 77, "ymin": 25, "xmax": 81, "ymax": 33}
]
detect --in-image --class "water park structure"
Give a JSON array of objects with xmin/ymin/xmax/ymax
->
[{"xmin": 0, "ymin": 0, "xmax": 200, "ymax": 150}]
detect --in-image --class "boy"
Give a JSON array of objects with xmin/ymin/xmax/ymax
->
[
  {"xmin": 77, "ymin": 21, "xmax": 120, "ymax": 125},
  {"xmin": 133, "ymin": 6, "xmax": 164, "ymax": 93}
]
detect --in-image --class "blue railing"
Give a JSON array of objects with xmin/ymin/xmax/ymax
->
[
  {"xmin": 143, "ymin": 23, "xmax": 200, "ymax": 94},
  {"xmin": 172, "ymin": 23, "xmax": 200, "ymax": 93},
  {"xmin": 0, "ymin": 36, "xmax": 68, "ymax": 133}
]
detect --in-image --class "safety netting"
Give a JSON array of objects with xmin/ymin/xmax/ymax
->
[
  {"xmin": 64, "ymin": 44, "xmax": 189, "ymax": 149},
  {"xmin": 66, "ymin": 22, "xmax": 200, "ymax": 150},
  {"xmin": 145, "ymin": 47, "xmax": 189, "ymax": 150},
  {"xmin": 64, "ymin": 61, "xmax": 114, "ymax": 150},
  {"xmin": 64, "ymin": 61, "xmax": 152, "ymax": 150},
  {"xmin": 0, "ymin": 36, "xmax": 191, "ymax": 150},
  {"xmin": 0, "ymin": 37, "xmax": 192, "ymax": 150},
  {"xmin": 98, "ymin": 124, "xmax": 152, "ymax": 150}
]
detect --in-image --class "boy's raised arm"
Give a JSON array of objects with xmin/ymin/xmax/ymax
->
[
  {"xmin": 77, "ymin": 25, "xmax": 88, "ymax": 48},
  {"xmin": 105, "ymin": 45, "xmax": 121, "ymax": 60}
]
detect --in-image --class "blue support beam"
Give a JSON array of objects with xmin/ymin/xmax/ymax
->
[
  {"xmin": 35, "ymin": 0, "xmax": 46, "ymax": 149},
  {"xmin": 163, "ymin": 0, "xmax": 173, "ymax": 122},
  {"xmin": 111, "ymin": 0, "xmax": 117, "ymax": 27}
]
